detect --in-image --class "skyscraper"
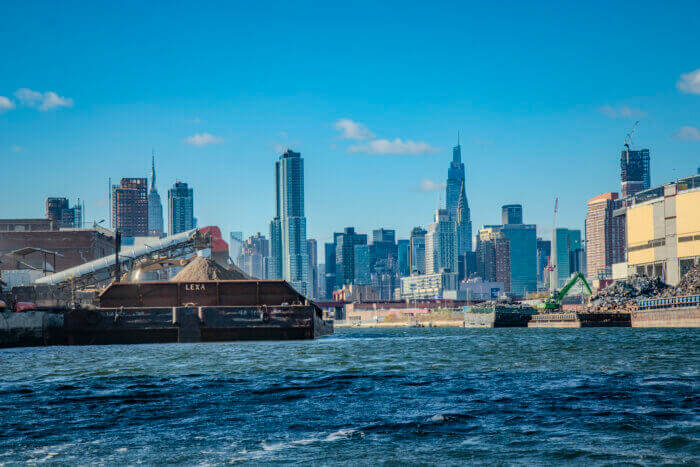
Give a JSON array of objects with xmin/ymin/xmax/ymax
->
[
  {"xmin": 167, "ymin": 181, "xmax": 194, "ymax": 235},
  {"xmin": 409, "ymin": 227, "xmax": 427, "ymax": 275},
  {"xmin": 230, "ymin": 231, "xmax": 243, "ymax": 265},
  {"xmin": 268, "ymin": 150, "xmax": 309, "ymax": 295},
  {"xmin": 484, "ymin": 221, "xmax": 537, "ymax": 296},
  {"xmin": 335, "ymin": 227, "xmax": 367, "ymax": 285},
  {"xmin": 397, "ymin": 239, "xmax": 410, "ymax": 277},
  {"xmin": 501, "ymin": 204, "xmax": 523, "ymax": 225},
  {"xmin": 476, "ymin": 228, "xmax": 511, "ymax": 292},
  {"xmin": 112, "ymin": 178, "xmax": 149, "ymax": 237},
  {"xmin": 551, "ymin": 228, "xmax": 582, "ymax": 288},
  {"xmin": 585, "ymin": 192, "xmax": 625, "ymax": 280},
  {"xmin": 147, "ymin": 151, "xmax": 164, "ymax": 237},
  {"xmin": 620, "ymin": 148, "xmax": 650, "ymax": 198},
  {"xmin": 426, "ymin": 209, "xmax": 458, "ymax": 274},
  {"xmin": 307, "ymin": 238, "xmax": 318, "ymax": 299},
  {"xmin": 446, "ymin": 136, "xmax": 472, "ymax": 255}
]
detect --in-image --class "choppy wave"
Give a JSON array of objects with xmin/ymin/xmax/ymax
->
[{"xmin": 0, "ymin": 328, "xmax": 698, "ymax": 464}]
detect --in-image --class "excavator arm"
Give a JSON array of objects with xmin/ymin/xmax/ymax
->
[{"xmin": 556, "ymin": 273, "xmax": 592, "ymax": 302}]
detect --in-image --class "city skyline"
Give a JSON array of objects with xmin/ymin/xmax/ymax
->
[{"xmin": 1, "ymin": 2, "xmax": 699, "ymax": 246}]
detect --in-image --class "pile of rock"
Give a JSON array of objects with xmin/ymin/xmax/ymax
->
[
  {"xmin": 660, "ymin": 263, "xmax": 700, "ymax": 297},
  {"xmin": 590, "ymin": 275, "xmax": 667, "ymax": 310}
]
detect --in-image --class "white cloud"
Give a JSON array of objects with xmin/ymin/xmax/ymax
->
[
  {"xmin": 11, "ymin": 145, "xmax": 24, "ymax": 152},
  {"xmin": 677, "ymin": 68, "xmax": 700, "ymax": 95},
  {"xmin": 334, "ymin": 118, "xmax": 375, "ymax": 140},
  {"xmin": 0, "ymin": 96, "xmax": 15, "ymax": 112},
  {"xmin": 412, "ymin": 179, "xmax": 446, "ymax": 192},
  {"xmin": 348, "ymin": 138, "xmax": 439, "ymax": 155},
  {"xmin": 184, "ymin": 132, "xmax": 223, "ymax": 146},
  {"xmin": 598, "ymin": 105, "xmax": 647, "ymax": 119},
  {"xmin": 674, "ymin": 126, "xmax": 700, "ymax": 141},
  {"xmin": 14, "ymin": 88, "xmax": 73, "ymax": 111}
]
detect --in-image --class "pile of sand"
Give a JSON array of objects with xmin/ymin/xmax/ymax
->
[{"xmin": 170, "ymin": 256, "xmax": 249, "ymax": 282}]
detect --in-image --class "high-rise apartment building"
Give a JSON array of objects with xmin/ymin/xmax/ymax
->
[
  {"xmin": 409, "ymin": 227, "xmax": 427, "ymax": 275},
  {"xmin": 112, "ymin": 178, "xmax": 148, "ymax": 237},
  {"xmin": 167, "ymin": 181, "xmax": 194, "ymax": 235},
  {"xmin": 620, "ymin": 148, "xmax": 651, "ymax": 198},
  {"xmin": 585, "ymin": 192, "xmax": 625, "ymax": 280},
  {"xmin": 475, "ymin": 228, "xmax": 511, "ymax": 292},
  {"xmin": 236, "ymin": 232, "xmax": 269, "ymax": 279},
  {"xmin": 268, "ymin": 150, "xmax": 309, "ymax": 295},
  {"xmin": 147, "ymin": 152, "xmax": 164, "ymax": 237},
  {"xmin": 445, "ymin": 138, "xmax": 472, "ymax": 255},
  {"xmin": 501, "ymin": 204, "xmax": 523, "ymax": 225},
  {"xmin": 426, "ymin": 209, "xmax": 458, "ymax": 274}
]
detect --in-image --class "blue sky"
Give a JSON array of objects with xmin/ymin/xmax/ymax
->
[{"xmin": 1, "ymin": 1, "xmax": 699, "ymax": 247}]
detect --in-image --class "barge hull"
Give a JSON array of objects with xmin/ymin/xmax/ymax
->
[
  {"xmin": 1, "ymin": 305, "xmax": 333, "ymax": 348},
  {"xmin": 631, "ymin": 307, "xmax": 700, "ymax": 328}
]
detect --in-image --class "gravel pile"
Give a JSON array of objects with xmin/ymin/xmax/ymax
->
[{"xmin": 171, "ymin": 256, "xmax": 249, "ymax": 282}]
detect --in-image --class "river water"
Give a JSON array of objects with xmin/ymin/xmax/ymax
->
[{"xmin": 0, "ymin": 328, "xmax": 698, "ymax": 464}]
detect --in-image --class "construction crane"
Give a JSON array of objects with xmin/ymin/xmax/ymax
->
[
  {"xmin": 546, "ymin": 197, "xmax": 558, "ymax": 292},
  {"xmin": 538, "ymin": 273, "xmax": 593, "ymax": 311},
  {"xmin": 624, "ymin": 120, "xmax": 640, "ymax": 152}
]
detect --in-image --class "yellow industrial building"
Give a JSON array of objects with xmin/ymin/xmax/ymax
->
[{"xmin": 626, "ymin": 174, "xmax": 700, "ymax": 285}]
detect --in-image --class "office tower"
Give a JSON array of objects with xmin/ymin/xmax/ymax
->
[
  {"xmin": 397, "ymin": 239, "xmax": 410, "ymax": 277},
  {"xmin": 167, "ymin": 181, "xmax": 194, "ymax": 235},
  {"xmin": 230, "ymin": 231, "xmax": 243, "ymax": 265},
  {"xmin": 371, "ymin": 228, "xmax": 397, "ymax": 270},
  {"xmin": 147, "ymin": 152, "xmax": 164, "ymax": 237},
  {"xmin": 550, "ymin": 228, "xmax": 582, "ymax": 288},
  {"xmin": 502, "ymin": 204, "xmax": 523, "ymax": 225},
  {"xmin": 335, "ymin": 227, "xmax": 367, "ymax": 285},
  {"xmin": 46, "ymin": 197, "xmax": 83, "ymax": 229},
  {"xmin": 585, "ymin": 192, "xmax": 625, "ymax": 280},
  {"xmin": 426, "ymin": 209, "xmax": 458, "ymax": 274},
  {"xmin": 353, "ymin": 244, "xmax": 371, "ymax": 285},
  {"xmin": 484, "ymin": 221, "xmax": 537, "ymax": 297},
  {"xmin": 409, "ymin": 227, "xmax": 427, "ymax": 275},
  {"xmin": 324, "ymin": 241, "xmax": 337, "ymax": 299},
  {"xmin": 475, "ymin": 228, "xmax": 511, "ymax": 292},
  {"xmin": 536, "ymin": 238, "xmax": 551, "ymax": 285},
  {"xmin": 620, "ymin": 148, "xmax": 650, "ymax": 198},
  {"xmin": 112, "ymin": 178, "xmax": 148, "ymax": 237},
  {"xmin": 268, "ymin": 150, "xmax": 309, "ymax": 295},
  {"xmin": 307, "ymin": 239, "xmax": 318, "ymax": 299},
  {"xmin": 446, "ymin": 137, "xmax": 472, "ymax": 254}
]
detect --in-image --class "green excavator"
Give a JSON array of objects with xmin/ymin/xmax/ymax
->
[{"xmin": 537, "ymin": 273, "xmax": 593, "ymax": 311}]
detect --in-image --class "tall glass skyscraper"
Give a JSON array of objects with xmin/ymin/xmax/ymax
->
[
  {"xmin": 167, "ymin": 181, "xmax": 194, "ymax": 235},
  {"xmin": 147, "ymin": 151, "xmax": 164, "ymax": 237},
  {"xmin": 445, "ymin": 136, "xmax": 472, "ymax": 255},
  {"xmin": 268, "ymin": 150, "xmax": 309, "ymax": 295}
]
